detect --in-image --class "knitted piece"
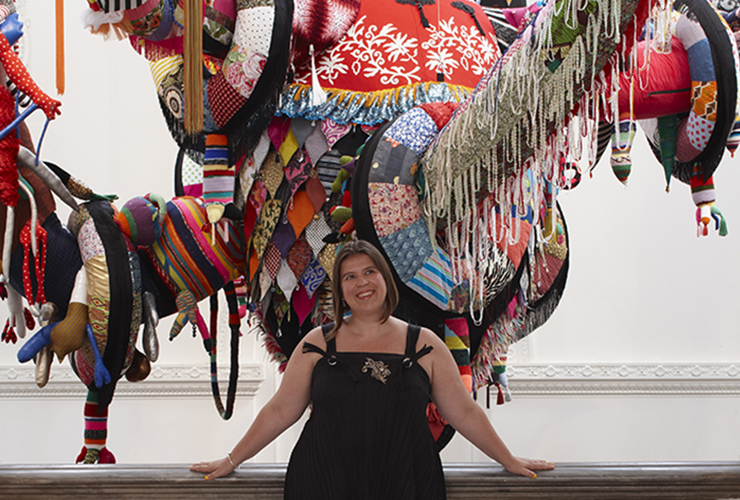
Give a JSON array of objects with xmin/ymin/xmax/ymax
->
[
  {"xmin": 145, "ymin": 198, "xmax": 244, "ymax": 302},
  {"xmin": 203, "ymin": 134, "xmax": 234, "ymax": 223},
  {"xmin": 690, "ymin": 173, "xmax": 715, "ymax": 206},
  {"xmin": 444, "ymin": 317, "xmax": 473, "ymax": 392},
  {"xmin": 82, "ymin": 390, "xmax": 108, "ymax": 450},
  {"xmin": 610, "ymin": 117, "xmax": 637, "ymax": 184}
]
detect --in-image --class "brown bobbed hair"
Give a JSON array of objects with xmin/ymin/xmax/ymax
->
[{"xmin": 327, "ymin": 240, "xmax": 399, "ymax": 341}]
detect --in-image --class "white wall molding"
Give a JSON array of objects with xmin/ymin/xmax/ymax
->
[
  {"xmin": 0, "ymin": 364, "xmax": 264, "ymax": 400},
  {"xmin": 505, "ymin": 363, "xmax": 740, "ymax": 396}
]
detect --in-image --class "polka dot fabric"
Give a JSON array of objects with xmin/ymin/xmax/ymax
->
[{"xmin": 0, "ymin": 35, "xmax": 61, "ymax": 120}]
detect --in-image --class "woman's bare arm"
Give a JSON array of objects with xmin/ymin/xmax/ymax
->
[
  {"xmin": 419, "ymin": 328, "xmax": 553, "ymax": 478},
  {"xmin": 190, "ymin": 327, "xmax": 325, "ymax": 479}
]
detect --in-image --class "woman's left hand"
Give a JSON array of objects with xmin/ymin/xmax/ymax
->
[
  {"xmin": 502, "ymin": 457, "xmax": 555, "ymax": 478},
  {"xmin": 190, "ymin": 457, "xmax": 236, "ymax": 480}
]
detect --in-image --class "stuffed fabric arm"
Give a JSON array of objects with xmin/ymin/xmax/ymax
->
[{"xmin": 0, "ymin": 34, "xmax": 61, "ymax": 120}]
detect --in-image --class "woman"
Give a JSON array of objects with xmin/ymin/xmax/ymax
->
[{"xmin": 191, "ymin": 240, "xmax": 554, "ymax": 497}]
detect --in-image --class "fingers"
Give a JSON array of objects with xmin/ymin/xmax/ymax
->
[
  {"xmin": 190, "ymin": 459, "xmax": 234, "ymax": 480},
  {"xmin": 529, "ymin": 459, "xmax": 555, "ymax": 470}
]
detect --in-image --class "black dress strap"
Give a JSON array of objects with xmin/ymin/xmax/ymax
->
[
  {"xmin": 321, "ymin": 323, "xmax": 337, "ymax": 355},
  {"xmin": 303, "ymin": 323, "xmax": 340, "ymax": 368},
  {"xmin": 403, "ymin": 324, "xmax": 433, "ymax": 369}
]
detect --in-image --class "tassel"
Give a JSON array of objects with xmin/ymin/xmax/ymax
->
[
  {"xmin": 56, "ymin": 0, "xmax": 65, "ymax": 95},
  {"xmin": 711, "ymin": 204, "xmax": 729, "ymax": 237},
  {"xmin": 309, "ymin": 45, "xmax": 327, "ymax": 107},
  {"xmin": 184, "ymin": 0, "xmax": 203, "ymax": 135},
  {"xmin": 496, "ymin": 384, "xmax": 504, "ymax": 405}
]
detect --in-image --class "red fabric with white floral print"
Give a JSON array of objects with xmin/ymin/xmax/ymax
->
[{"xmin": 291, "ymin": 0, "xmax": 500, "ymax": 92}]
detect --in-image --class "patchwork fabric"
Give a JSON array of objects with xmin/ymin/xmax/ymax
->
[
  {"xmin": 304, "ymin": 125, "xmax": 330, "ymax": 165},
  {"xmin": 77, "ymin": 219, "xmax": 106, "ymax": 264},
  {"xmin": 384, "ymin": 108, "xmax": 440, "ymax": 156},
  {"xmin": 406, "ymin": 247, "xmax": 455, "ymax": 309},
  {"xmin": 286, "ymin": 235, "xmax": 312, "ymax": 279},
  {"xmin": 276, "ymin": 259, "xmax": 298, "ymax": 302},
  {"xmin": 367, "ymin": 138, "xmax": 421, "ymax": 186},
  {"xmin": 252, "ymin": 198, "xmax": 282, "ymax": 259},
  {"xmin": 206, "ymin": 71, "xmax": 248, "ymax": 128},
  {"xmin": 284, "ymin": 150, "xmax": 313, "ymax": 198},
  {"xmin": 301, "ymin": 256, "xmax": 327, "ymax": 298},
  {"xmin": 686, "ymin": 113, "xmax": 715, "ymax": 151},
  {"xmin": 321, "ymin": 120, "xmax": 352, "ymax": 148},
  {"xmin": 263, "ymin": 242, "xmax": 282, "ymax": 280},
  {"xmin": 231, "ymin": 5, "xmax": 275, "ymax": 52},
  {"xmin": 304, "ymin": 216, "xmax": 332, "ymax": 256},
  {"xmin": 318, "ymin": 243, "xmax": 338, "ymax": 282},
  {"xmin": 261, "ymin": 152, "xmax": 285, "ymax": 198},
  {"xmin": 378, "ymin": 218, "xmax": 434, "ymax": 283},
  {"xmin": 690, "ymin": 81, "xmax": 718, "ymax": 120},
  {"xmin": 368, "ymin": 183, "xmax": 422, "ymax": 237},
  {"xmin": 287, "ymin": 191, "xmax": 315, "ymax": 238},
  {"xmin": 305, "ymin": 176, "xmax": 328, "ymax": 214},
  {"xmin": 272, "ymin": 218, "xmax": 297, "ymax": 258}
]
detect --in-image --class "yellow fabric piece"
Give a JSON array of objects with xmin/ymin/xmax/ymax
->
[
  {"xmin": 149, "ymin": 54, "xmax": 183, "ymax": 88},
  {"xmin": 50, "ymin": 302, "xmax": 88, "ymax": 361},
  {"xmin": 278, "ymin": 128, "xmax": 299, "ymax": 165},
  {"xmin": 444, "ymin": 333, "xmax": 468, "ymax": 351}
]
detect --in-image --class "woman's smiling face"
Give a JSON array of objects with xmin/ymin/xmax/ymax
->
[{"xmin": 340, "ymin": 253, "xmax": 388, "ymax": 315}]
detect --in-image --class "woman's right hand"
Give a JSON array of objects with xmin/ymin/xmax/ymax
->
[{"xmin": 190, "ymin": 457, "xmax": 236, "ymax": 480}]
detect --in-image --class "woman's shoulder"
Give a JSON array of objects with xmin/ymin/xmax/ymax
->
[
  {"xmin": 416, "ymin": 325, "xmax": 446, "ymax": 348},
  {"xmin": 301, "ymin": 325, "xmax": 329, "ymax": 347}
]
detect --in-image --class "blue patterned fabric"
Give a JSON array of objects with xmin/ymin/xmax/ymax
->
[
  {"xmin": 378, "ymin": 218, "xmax": 433, "ymax": 283},
  {"xmin": 384, "ymin": 108, "xmax": 439, "ymax": 156},
  {"xmin": 301, "ymin": 256, "xmax": 327, "ymax": 298}
]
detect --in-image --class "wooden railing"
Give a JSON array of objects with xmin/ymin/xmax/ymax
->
[{"xmin": 1, "ymin": 462, "xmax": 739, "ymax": 499}]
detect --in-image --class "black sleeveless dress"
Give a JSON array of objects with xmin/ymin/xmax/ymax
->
[{"xmin": 283, "ymin": 324, "xmax": 446, "ymax": 500}]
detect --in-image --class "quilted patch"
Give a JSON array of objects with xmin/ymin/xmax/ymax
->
[
  {"xmin": 368, "ymin": 183, "xmax": 422, "ymax": 237},
  {"xmin": 384, "ymin": 107, "xmax": 439, "ymax": 156},
  {"xmin": 406, "ymin": 247, "xmax": 454, "ymax": 309},
  {"xmin": 379, "ymin": 218, "xmax": 433, "ymax": 283}
]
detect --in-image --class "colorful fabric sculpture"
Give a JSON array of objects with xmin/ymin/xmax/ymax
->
[{"xmin": 13, "ymin": 0, "xmax": 740, "ymax": 463}]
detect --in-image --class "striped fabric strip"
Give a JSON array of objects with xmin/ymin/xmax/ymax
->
[
  {"xmin": 152, "ymin": 211, "xmax": 212, "ymax": 297},
  {"xmin": 406, "ymin": 248, "xmax": 455, "ymax": 309},
  {"xmin": 149, "ymin": 54, "xmax": 183, "ymax": 88},
  {"xmin": 175, "ymin": 199, "xmax": 241, "ymax": 281},
  {"xmin": 204, "ymin": 134, "xmax": 234, "ymax": 207},
  {"xmin": 97, "ymin": 0, "xmax": 146, "ymax": 13}
]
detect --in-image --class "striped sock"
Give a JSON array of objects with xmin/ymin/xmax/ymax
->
[
  {"xmin": 203, "ymin": 134, "xmax": 234, "ymax": 223},
  {"xmin": 83, "ymin": 390, "xmax": 108, "ymax": 454}
]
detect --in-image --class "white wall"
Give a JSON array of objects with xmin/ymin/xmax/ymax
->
[{"xmin": 1, "ymin": 1, "xmax": 739, "ymax": 466}]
